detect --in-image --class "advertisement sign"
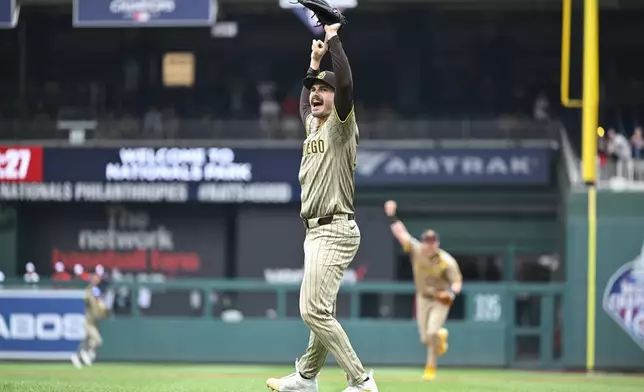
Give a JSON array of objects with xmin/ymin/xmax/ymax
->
[
  {"xmin": 0, "ymin": 0, "xmax": 19, "ymax": 29},
  {"xmin": 603, "ymin": 241, "xmax": 644, "ymax": 351},
  {"xmin": 74, "ymin": 0, "xmax": 216, "ymax": 28},
  {"xmin": 0, "ymin": 290, "xmax": 85, "ymax": 360},
  {"xmin": 0, "ymin": 146, "xmax": 552, "ymax": 203},
  {"xmin": 24, "ymin": 204, "xmax": 226, "ymax": 278},
  {"xmin": 0, "ymin": 147, "xmax": 300, "ymax": 203},
  {"xmin": 355, "ymin": 148, "xmax": 551, "ymax": 185},
  {"xmin": 21, "ymin": 204, "xmax": 227, "ymax": 317},
  {"xmin": 0, "ymin": 146, "xmax": 43, "ymax": 182}
]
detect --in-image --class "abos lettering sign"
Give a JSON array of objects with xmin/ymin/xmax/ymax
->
[
  {"xmin": 74, "ymin": 0, "xmax": 216, "ymax": 27},
  {"xmin": 0, "ymin": 290, "xmax": 85, "ymax": 360}
]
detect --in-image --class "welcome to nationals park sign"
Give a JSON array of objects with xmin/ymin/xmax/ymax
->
[
  {"xmin": 0, "ymin": 146, "xmax": 301, "ymax": 204},
  {"xmin": 0, "ymin": 145, "xmax": 552, "ymax": 203}
]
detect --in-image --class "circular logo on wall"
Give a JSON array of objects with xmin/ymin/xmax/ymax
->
[{"xmin": 603, "ymin": 241, "xmax": 644, "ymax": 350}]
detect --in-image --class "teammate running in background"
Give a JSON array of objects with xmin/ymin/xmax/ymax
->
[
  {"xmin": 384, "ymin": 200, "xmax": 463, "ymax": 381},
  {"xmin": 71, "ymin": 273, "xmax": 108, "ymax": 369}
]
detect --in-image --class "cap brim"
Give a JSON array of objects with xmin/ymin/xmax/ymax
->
[{"xmin": 303, "ymin": 76, "xmax": 335, "ymax": 90}]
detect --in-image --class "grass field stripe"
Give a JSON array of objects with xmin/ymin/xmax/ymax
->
[{"xmin": 1, "ymin": 367, "xmax": 642, "ymax": 386}]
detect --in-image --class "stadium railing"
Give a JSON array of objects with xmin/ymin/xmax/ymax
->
[
  {"xmin": 597, "ymin": 160, "xmax": 644, "ymax": 189},
  {"xmin": 560, "ymin": 126, "xmax": 644, "ymax": 190}
]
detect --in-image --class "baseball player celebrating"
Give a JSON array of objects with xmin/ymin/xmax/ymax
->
[
  {"xmin": 384, "ymin": 200, "xmax": 463, "ymax": 381},
  {"xmin": 266, "ymin": 23, "xmax": 378, "ymax": 392}
]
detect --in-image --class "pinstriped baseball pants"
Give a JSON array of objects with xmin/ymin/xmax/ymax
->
[{"xmin": 297, "ymin": 215, "xmax": 367, "ymax": 385}]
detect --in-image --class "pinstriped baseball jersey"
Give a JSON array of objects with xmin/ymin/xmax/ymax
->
[{"xmin": 298, "ymin": 108, "xmax": 358, "ymax": 220}]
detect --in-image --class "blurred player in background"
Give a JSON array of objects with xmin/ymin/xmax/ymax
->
[
  {"xmin": 71, "ymin": 273, "xmax": 109, "ymax": 369},
  {"xmin": 384, "ymin": 200, "xmax": 463, "ymax": 381},
  {"xmin": 95, "ymin": 264, "xmax": 115, "ymax": 319}
]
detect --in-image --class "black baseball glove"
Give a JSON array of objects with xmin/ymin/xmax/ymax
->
[{"xmin": 292, "ymin": 0, "xmax": 348, "ymax": 27}]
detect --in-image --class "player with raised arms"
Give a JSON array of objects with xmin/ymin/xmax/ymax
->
[{"xmin": 266, "ymin": 3, "xmax": 379, "ymax": 391}]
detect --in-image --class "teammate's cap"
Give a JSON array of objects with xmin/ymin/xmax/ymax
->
[
  {"xmin": 421, "ymin": 230, "xmax": 440, "ymax": 243},
  {"xmin": 303, "ymin": 70, "xmax": 337, "ymax": 90}
]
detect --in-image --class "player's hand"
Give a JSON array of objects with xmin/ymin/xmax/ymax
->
[
  {"xmin": 311, "ymin": 39, "xmax": 327, "ymax": 61},
  {"xmin": 324, "ymin": 23, "xmax": 342, "ymax": 38},
  {"xmin": 384, "ymin": 200, "xmax": 397, "ymax": 217}
]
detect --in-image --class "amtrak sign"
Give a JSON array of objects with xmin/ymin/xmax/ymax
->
[
  {"xmin": 355, "ymin": 148, "xmax": 550, "ymax": 185},
  {"xmin": 603, "ymin": 241, "xmax": 644, "ymax": 350}
]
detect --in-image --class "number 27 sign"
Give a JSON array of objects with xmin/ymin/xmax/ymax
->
[{"xmin": 0, "ymin": 147, "xmax": 43, "ymax": 182}]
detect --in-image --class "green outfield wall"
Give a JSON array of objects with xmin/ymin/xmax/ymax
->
[{"xmin": 86, "ymin": 281, "xmax": 562, "ymax": 368}]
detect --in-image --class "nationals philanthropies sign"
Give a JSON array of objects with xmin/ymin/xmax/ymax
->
[{"xmin": 23, "ymin": 204, "xmax": 226, "ymax": 277}]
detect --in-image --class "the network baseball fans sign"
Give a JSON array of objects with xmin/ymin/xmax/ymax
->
[{"xmin": 0, "ymin": 146, "xmax": 300, "ymax": 203}]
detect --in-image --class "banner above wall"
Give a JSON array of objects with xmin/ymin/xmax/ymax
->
[
  {"xmin": 0, "ymin": 0, "xmax": 19, "ymax": 29},
  {"xmin": 73, "ymin": 0, "xmax": 216, "ymax": 28},
  {"xmin": 0, "ymin": 146, "xmax": 300, "ymax": 203},
  {"xmin": 0, "ymin": 145, "xmax": 552, "ymax": 203}
]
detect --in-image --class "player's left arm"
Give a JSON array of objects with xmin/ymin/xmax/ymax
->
[{"xmin": 325, "ymin": 24, "xmax": 354, "ymax": 123}]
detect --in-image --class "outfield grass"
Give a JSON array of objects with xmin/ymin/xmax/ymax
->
[{"xmin": 0, "ymin": 363, "xmax": 643, "ymax": 392}]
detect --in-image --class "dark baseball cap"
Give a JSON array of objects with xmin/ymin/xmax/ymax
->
[
  {"xmin": 303, "ymin": 70, "xmax": 337, "ymax": 90},
  {"xmin": 421, "ymin": 230, "xmax": 440, "ymax": 243}
]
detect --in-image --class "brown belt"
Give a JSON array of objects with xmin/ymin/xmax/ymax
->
[{"xmin": 303, "ymin": 214, "xmax": 355, "ymax": 230}]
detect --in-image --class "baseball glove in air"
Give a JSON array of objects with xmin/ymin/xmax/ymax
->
[{"xmin": 293, "ymin": 0, "xmax": 348, "ymax": 27}]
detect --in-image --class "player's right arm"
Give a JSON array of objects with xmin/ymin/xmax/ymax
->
[
  {"xmin": 299, "ymin": 39, "xmax": 328, "ymax": 125},
  {"xmin": 384, "ymin": 200, "xmax": 418, "ymax": 254}
]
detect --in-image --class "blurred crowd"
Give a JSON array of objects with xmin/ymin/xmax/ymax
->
[
  {"xmin": 598, "ymin": 126, "xmax": 644, "ymax": 182},
  {"xmin": 0, "ymin": 7, "xmax": 640, "ymax": 146},
  {"xmin": 1, "ymin": 261, "xmax": 104, "ymax": 285},
  {"xmin": 0, "ymin": 6, "xmax": 578, "ymax": 140}
]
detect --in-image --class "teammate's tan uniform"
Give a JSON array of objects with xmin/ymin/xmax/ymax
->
[
  {"xmin": 81, "ymin": 285, "xmax": 106, "ymax": 353},
  {"xmin": 405, "ymin": 238, "xmax": 462, "ymax": 365}
]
